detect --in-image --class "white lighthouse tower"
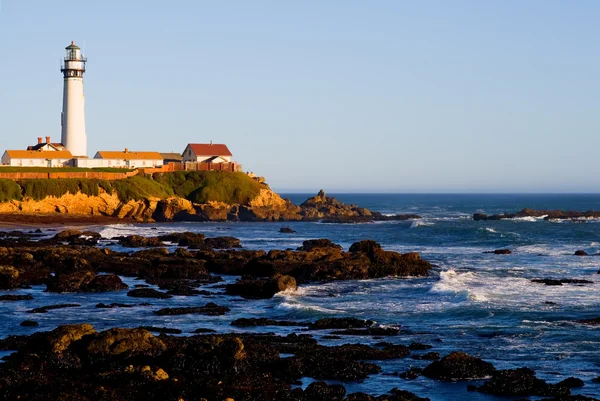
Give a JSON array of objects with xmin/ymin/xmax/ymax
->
[{"xmin": 60, "ymin": 41, "xmax": 87, "ymax": 157}]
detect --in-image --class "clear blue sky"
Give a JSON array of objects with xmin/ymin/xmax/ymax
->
[{"xmin": 0, "ymin": 1, "xmax": 598, "ymax": 192}]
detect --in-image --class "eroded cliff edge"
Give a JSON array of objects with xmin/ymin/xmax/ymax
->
[{"xmin": 0, "ymin": 172, "xmax": 419, "ymax": 223}]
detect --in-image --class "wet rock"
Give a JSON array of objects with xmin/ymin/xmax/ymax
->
[
  {"xmin": 0, "ymin": 265, "xmax": 19, "ymax": 289},
  {"xmin": 298, "ymin": 239, "xmax": 343, "ymax": 251},
  {"xmin": 85, "ymin": 327, "xmax": 166, "ymax": 356},
  {"xmin": 574, "ymin": 250, "xmax": 589, "ymax": 256},
  {"xmin": 192, "ymin": 328, "xmax": 217, "ymax": 333},
  {"xmin": 473, "ymin": 367, "xmax": 570, "ymax": 397},
  {"xmin": 280, "ymin": 227, "xmax": 296, "ymax": 233},
  {"xmin": 408, "ymin": 342, "xmax": 433, "ymax": 350},
  {"xmin": 131, "ymin": 248, "xmax": 170, "ymax": 258},
  {"xmin": 173, "ymin": 247, "xmax": 193, "ymax": 258},
  {"xmin": 349, "ymin": 240, "xmax": 382, "ymax": 255},
  {"xmin": 309, "ymin": 318, "xmax": 374, "ymax": 330},
  {"xmin": 96, "ymin": 302, "xmax": 146, "ymax": 308},
  {"xmin": 305, "ymin": 381, "xmax": 346, "ymax": 401},
  {"xmin": 422, "ymin": 351, "xmax": 496, "ymax": 380},
  {"xmin": 226, "ymin": 274, "xmax": 297, "ymax": 299},
  {"xmin": 127, "ymin": 288, "xmax": 172, "ymax": 299},
  {"xmin": 118, "ymin": 235, "xmax": 164, "ymax": 248},
  {"xmin": 204, "ymin": 236, "xmax": 242, "ymax": 249},
  {"xmin": 0, "ymin": 294, "xmax": 33, "ymax": 301},
  {"xmin": 557, "ymin": 377, "xmax": 584, "ymax": 388},
  {"xmin": 27, "ymin": 303, "xmax": 81, "ymax": 313},
  {"xmin": 158, "ymin": 232, "xmax": 206, "ymax": 248},
  {"xmin": 400, "ymin": 367, "xmax": 423, "ymax": 380},
  {"xmin": 83, "ymin": 274, "xmax": 129, "ymax": 292},
  {"xmin": 231, "ymin": 318, "xmax": 305, "ymax": 327},
  {"xmin": 330, "ymin": 327, "xmax": 400, "ymax": 336},
  {"xmin": 484, "ymin": 249, "xmax": 512, "ymax": 254},
  {"xmin": 20, "ymin": 320, "xmax": 38, "ymax": 327},
  {"xmin": 154, "ymin": 302, "xmax": 230, "ymax": 316},
  {"xmin": 53, "ymin": 229, "xmax": 101, "ymax": 245},
  {"xmin": 138, "ymin": 326, "xmax": 183, "ymax": 334},
  {"xmin": 45, "ymin": 270, "xmax": 96, "ymax": 292},
  {"xmin": 532, "ymin": 279, "xmax": 594, "ymax": 286},
  {"xmin": 577, "ymin": 317, "xmax": 600, "ymax": 325},
  {"xmin": 411, "ymin": 351, "xmax": 440, "ymax": 360}
]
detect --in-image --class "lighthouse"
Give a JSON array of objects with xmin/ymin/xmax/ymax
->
[{"xmin": 60, "ymin": 41, "xmax": 87, "ymax": 157}]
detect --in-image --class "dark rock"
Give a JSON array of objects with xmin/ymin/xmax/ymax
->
[
  {"xmin": 484, "ymin": 249, "xmax": 512, "ymax": 254},
  {"xmin": 532, "ymin": 279, "xmax": 593, "ymax": 286},
  {"xmin": 20, "ymin": 320, "xmax": 39, "ymax": 327},
  {"xmin": 83, "ymin": 274, "xmax": 129, "ymax": 292},
  {"xmin": 118, "ymin": 235, "xmax": 164, "ymax": 248},
  {"xmin": 85, "ymin": 327, "xmax": 166, "ymax": 356},
  {"xmin": 138, "ymin": 326, "xmax": 182, "ymax": 334},
  {"xmin": 422, "ymin": 351, "xmax": 496, "ymax": 380},
  {"xmin": 411, "ymin": 352, "xmax": 440, "ymax": 360},
  {"xmin": 298, "ymin": 239, "xmax": 343, "ymax": 251},
  {"xmin": 159, "ymin": 232, "xmax": 206, "ymax": 248},
  {"xmin": 225, "ymin": 274, "xmax": 297, "ymax": 299},
  {"xmin": 0, "ymin": 294, "xmax": 33, "ymax": 301},
  {"xmin": 305, "ymin": 381, "xmax": 346, "ymax": 401},
  {"xmin": 309, "ymin": 318, "xmax": 374, "ymax": 330},
  {"xmin": 204, "ymin": 236, "xmax": 242, "ymax": 249},
  {"xmin": 127, "ymin": 288, "xmax": 172, "ymax": 299},
  {"xmin": 556, "ymin": 377, "xmax": 584, "ymax": 388},
  {"xmin": 349, "ymin": 240, "xmax": 382, "ymax": 255},
  {"xmin": 400, "ymin": 367, "xmax": 423, "ymax": 380},
  {"xmin": 95, "ymin": 303, "xmax": 145, "ymax": 308},
  {"xmin": 330, "ymin": 327, "xmax": 400, "ymax": 336},
  {"xmin": 231, "ymin": 318, "xmax": 305, "ymax": 327},
  {"xmin": 45, "ymin": 270, "xmax": 96, "ymax": 293},
  {"xmin": 279, "ymin": 227, "xmax": 296, "ymax": 233},
  {"xmin": 474, "ymin": 367, "xmax": 570, "ymax": 397},
  {"xmin": 577, "ymin": 317, "xmax": 600, "ymax": 325},
  {"xmin": 27, "ymin": 303, "xmax": 81, "ymax": 313},
  {"xmin": 0, "ymin": 265, "xmax": 20, "ymax": 289},
  {"xmin": 574, "ymin": 250, "xmax": 589, "ymax": 256},
  {"xmin": 408, "ymin": 342, "xmax": 433, "ymax": 350},
  {"xmin": 191, "ymin": 328, "xmax": 217, "ymax": 333},
  {"xmin": 154, "ymin": 302, "xmax": 230, "ymax": 316}
]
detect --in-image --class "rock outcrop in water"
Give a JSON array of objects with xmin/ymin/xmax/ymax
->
[{"xmin": 474, "ymin": 209, "xmax": 600, "ymax": 221}]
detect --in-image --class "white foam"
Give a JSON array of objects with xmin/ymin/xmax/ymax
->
[{"xmin": 410, "ymin": 220, "xmax": 434, "ymax": 228}]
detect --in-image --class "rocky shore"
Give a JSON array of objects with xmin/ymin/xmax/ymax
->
[{"xmin": 0, "ymin": 229, "xmax": 598, "ymax": 400}]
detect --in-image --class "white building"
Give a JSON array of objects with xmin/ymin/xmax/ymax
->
[
  {"xmin": 93, "ymin": 150, "xmax": 164, "ymax": 168},
  {"xmin": 60, "ymin": 42, "xmax": 87, "ymax": 157},
  {"xmin": 1, "ymin": 150, "xmax": 73, "ymax": 167},
  {"xmin": 182, "ymin": 143, "xmax": 232, "ymax": 163}
]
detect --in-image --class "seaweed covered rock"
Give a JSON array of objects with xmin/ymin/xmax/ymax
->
[
  {"xmin": 0, "ymin": 265, "xmax": 19, "ymax": 289},
  {"xmin": 422, "ymin": 351, "xmax": 496, "ymax": 380},
  {"xmin": 85, "ymin": 328, "xmax": 166, "ymax": 356}
]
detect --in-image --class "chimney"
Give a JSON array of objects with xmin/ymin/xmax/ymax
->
[
  {"xmin": 46, "ymin": 136, "xmax": 51, "ymax": 144},
  {"xmin": 37, "ymin": 137, "xmax": 42, "ymax": 144},
  {"xmin": 124, "ymin": 148, "xmax": 128, "ymax": 153}
]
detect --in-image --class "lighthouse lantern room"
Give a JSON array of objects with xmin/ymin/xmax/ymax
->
[{"xmin": 60, "ymin": 41, "xmax": 87, "ymax": 157}]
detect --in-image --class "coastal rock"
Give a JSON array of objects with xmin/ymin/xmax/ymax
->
[
  {"xmin": 204, "ymin": 236, "xmax": 242, "ymax": 249},
  {"xmin": 83, "ymin": 274, "xmax": 129, "ymax": 292},
  {"xmin": 531, "ymin": 278, "xmax": 593, "ymax": 286},
  {"xmin": 305, "ymin": 381, "xmax": 346, "ymax": 401},
  {"xmin": 118, "ymin": 235, "xmax": 164, "ymax": 248},
  {"xmin": 0, "ymin": 265, "xmax": 19, "ymax": 289},
  {"xmin": 153, "ymin": 302, "xmax": 230, "ymax": 316},
  {"xmin": 422, "ymin": 351, "xmax": 496, "ymax": 380},
  {"xmin": 225, "ymin": 274, "xmax": 297, "ymax": 299},
  {"xmin": 158, "ymin": 231, "xmax": 206, "ymax": 248},
  {"xmin": 127, "ymin": 288, "xmax": 172, "ymax": 299},
  {"xmin": 473, "ymin": 209, "xmax": 600, "ymax": 221},
  {"xmin": 577, "ymin": 317, "xmax": 600, "ymax": 325},
  {"xmin": 574, "ymin": 250, "xmax": 589, "ymax": 256},
  {"xmin": 309, "ymin": 318, "xmax": 374, "ymax": 330},
  {"xmin": 473, "ymin": 367, "xmax": 571, "ymax": 397},
  {"xmin": 46, "ymin": 271, "xmax": 128, "ymax": 293},
  {"xmin": 230, "ymin": 318, "xmax": 305, "ymax": 327},
  {"xmin": 20, "ymin": 320, "xmax": 38, "ymax": 327},
  {"xmin": 484, "ymin": 249, "xmax": 512, "ymax": 255},
  {"xmin": 85, "ymin": 328, "xmax": 166, "ymax": 356},
  {"xmin": 298, "ymin": 239, "xmax": 343, "ymax": 251},
  {"xmin": 279, "ymin": 227, "xmax": 296, "ymax": 233},
  {"xmin": 27, "ymin": 303, "xmax": 81, "ymax": 313}
]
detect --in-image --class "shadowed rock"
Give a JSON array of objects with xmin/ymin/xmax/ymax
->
[{"xmin": 422, "ymin": 351, "xmax": 496, "ymax": 380}]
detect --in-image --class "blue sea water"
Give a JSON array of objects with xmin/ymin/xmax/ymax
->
[{"xmin": 1, "ymin": 194, "xmax": 599, "ymax": 400}]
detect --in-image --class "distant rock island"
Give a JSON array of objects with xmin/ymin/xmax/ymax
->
[
  {"xmin": 474, "ymin": 208, "xmax": 600, "ymax": 221},
  {"xmin": 0, "ymin": 173, "xmax": 419, "ymax": 224}
]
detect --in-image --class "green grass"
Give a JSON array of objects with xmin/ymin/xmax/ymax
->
[
  {"xmin": 111, "ymin": 176, "xmax": 174, "ymax": 203},
  {"xmin": 153, "ymin": 171, "xmax": 261, "ymax": 204},
  {"xmin": 0, "ymin": 167, "xmax": 133, "ymax": 173},
  {"xmin": 0, "ymin": 179, "xmax": 23, "ymax": 202},
  {"xmin": 0, "ymin": 171, "xmax": 260, "ymax": 205}
]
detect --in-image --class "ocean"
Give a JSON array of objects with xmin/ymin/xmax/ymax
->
[{"xmin": 1, "ymin": 193, "xmax": 599, "ymax": 400}]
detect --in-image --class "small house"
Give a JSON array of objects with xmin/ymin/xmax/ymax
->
[
  {"xmin": 182, "ymin": 143, "xmax": 232, "ymax": 163},
  {"xmin": 1, "ymin": 150, "xmax": 73, "ymax": 167},
  {"xmin": 93, "ymin": 149, "xmax": 163, "ymax": 168},
  {"xmin": 26, "ymin": 137, "xmax": 65, "ymax": 152}
]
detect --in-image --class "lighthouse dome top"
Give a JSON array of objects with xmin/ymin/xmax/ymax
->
[{"xmin": 66, "ymin": 41, "xmax": 80, "ymax": 50}]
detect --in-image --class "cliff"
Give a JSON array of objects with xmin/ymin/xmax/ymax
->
[{"xmin": 0, "ymin": 173, "xmax": 420, "ymax": 223}]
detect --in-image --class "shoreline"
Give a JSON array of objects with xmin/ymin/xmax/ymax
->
[{"xmin": 0, "ymin": 214, "xmax": 128, "ymax": 229}]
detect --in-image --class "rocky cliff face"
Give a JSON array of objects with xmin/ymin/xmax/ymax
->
[{"xmin": 0, "ymin": 190, "xmax": 157, "ymax": 222}]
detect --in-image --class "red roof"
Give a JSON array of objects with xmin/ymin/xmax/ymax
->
[{"xmin": 188, "ymin": 143, "xmax": 232, "ymax": 157}]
